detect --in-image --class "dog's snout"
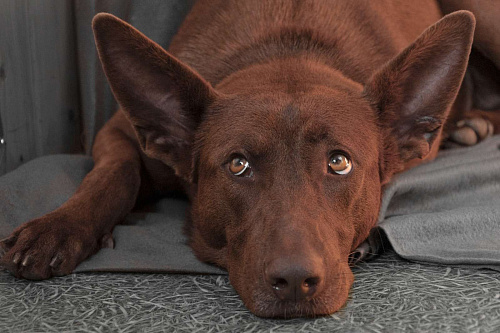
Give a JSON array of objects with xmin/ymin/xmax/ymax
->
[{"xmin": 265, "ymin": 256, "xmax": 324, "ymax": 301}]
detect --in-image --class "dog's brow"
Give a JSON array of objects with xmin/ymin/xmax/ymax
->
[
  {"xmin": 302, "ymin": 124, "xmax": 356, "ymax": 162},
  {"xmin": 282, "ymin": 104, "xmax": 300, "ymax": 123},
  {"xmin": 304, "ymin": 125, "xmax": 330, "ymax": 144}
]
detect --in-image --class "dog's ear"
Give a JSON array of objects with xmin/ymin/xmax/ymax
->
[
  {"xmin": 92, "ymin": 13, "xmax": 217, "ymax": 181},
  {"xmin": 364, "ymin": 11, "xmax": 475, "ymax": 177}
]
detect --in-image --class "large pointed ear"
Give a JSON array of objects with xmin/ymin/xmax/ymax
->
[
  {"xmin": 92, "ymin": 13, "xmax": 217, "ymax": 181},
  {"xmin": 364, "ymin": 11, "xmax": 475, "ymax": 177}
]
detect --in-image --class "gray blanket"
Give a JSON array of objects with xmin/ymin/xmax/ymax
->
[
  {"xmin": 379, "ymin": 135, "xmax": 500, "ymax": 270},
  {"xmin": 1, "ymin": 135, "xmax": 500, "ymax": 274}
]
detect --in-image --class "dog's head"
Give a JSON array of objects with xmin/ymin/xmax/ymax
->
[{"xmin": 93, "ymin": 12, "xmax": 474, "ymax": 317}]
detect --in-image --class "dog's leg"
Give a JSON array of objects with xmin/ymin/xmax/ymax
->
[
  {"xmin": 443, "ymin": 57, "xmax": 500, "ymax": 148},
  {"xmin": 0, "ymin": 111, "xmax": 142, "ymax": 279},
  {"xmin": 446, "ymin": 111, "xmax": 498, "ymax": 147}
]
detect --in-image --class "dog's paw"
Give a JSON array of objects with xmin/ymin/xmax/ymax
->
[
  {"xmin": 444, "ymin": 117, "xmax": 494, "ymax": 148},
  {"xmin": 0, "ymin": 215, "xmax": 112, "ymax": 280}
]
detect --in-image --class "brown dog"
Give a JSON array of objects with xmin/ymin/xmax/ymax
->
[{"xmin": 1, "ymin": 0, "xmax": 500, "ymax": 318}]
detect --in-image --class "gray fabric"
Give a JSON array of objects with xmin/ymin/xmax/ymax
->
[
  {"xmin": 0, "ymin": 136, "xmax": 499, "ymax": 274},
  {"xmin": 378, "ymin": 135, "xmax": 500, "ymax": 270}
]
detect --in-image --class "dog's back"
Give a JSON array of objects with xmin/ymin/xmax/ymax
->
[{"xmin": 169, "ymin": 0, "xmax": 442, "ymax": 85}]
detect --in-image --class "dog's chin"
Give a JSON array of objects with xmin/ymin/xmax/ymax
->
[{"xmin": 233, "ymin": 266, "xmax": 354, "ymax": 318}]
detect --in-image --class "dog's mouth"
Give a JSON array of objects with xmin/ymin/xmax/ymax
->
[
  {"xmin": 252, "ymin": 298, "xmax": 334, "ymax": 318},
  {"xmin": 233, "ymin": 263, "xmax": 354, "ymax": 318}
]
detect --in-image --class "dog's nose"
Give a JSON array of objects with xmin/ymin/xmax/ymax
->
[{"xmin": 265, "ymin": 256, "xmax": 324, "ymax": 301}]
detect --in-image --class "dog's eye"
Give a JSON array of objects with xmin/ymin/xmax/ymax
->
[
  {"xmin": 229, "ymin": 156, "xmax": 253, "ymax": 177},
  {"xmin": 328, "ymin": 152, "xmax": 352, "ymax": 175}
]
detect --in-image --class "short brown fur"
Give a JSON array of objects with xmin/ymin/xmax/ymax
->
[{"xmin": 2, "ymin": 0, "xmax": 500, "ymax": 318}]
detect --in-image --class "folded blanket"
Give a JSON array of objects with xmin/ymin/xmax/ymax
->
[
  {"xmin": 1, "ymin": 135, "xmax": 499, "ymax": 274},
  {"xmin": 377, "ymin": 135, "xmax": 500, "ymax": 271}
]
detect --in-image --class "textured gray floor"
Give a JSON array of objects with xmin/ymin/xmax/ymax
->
[{"xmin": 1, "ymin": 251, "xmax": 500, "ymax": 332}]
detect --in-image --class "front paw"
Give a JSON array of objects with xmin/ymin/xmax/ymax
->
[{"xmin": 0, "ymin": 214, "xmax": 109, "ymax": 280}]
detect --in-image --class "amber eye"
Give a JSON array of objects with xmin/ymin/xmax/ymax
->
[
  {"xmin": 328, "ymin": 152, "xmax": 352, "ymax": 175},
  {"xmin": 229, "ymin": 156, "xmax": 252, "ymax": 177}
]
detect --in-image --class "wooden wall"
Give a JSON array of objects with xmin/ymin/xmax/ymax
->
[
  {"xmin": 0, "ymin": 0, "xmax": 195, "ymax": 176},
  {"xmin": 0, "ymin": 0, "xmax": 82, "ymax": 175}
]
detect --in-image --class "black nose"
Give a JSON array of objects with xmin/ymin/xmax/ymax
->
[{"xmin": 265, "ymin": 256, "xmax": 324, "ymax": 301}]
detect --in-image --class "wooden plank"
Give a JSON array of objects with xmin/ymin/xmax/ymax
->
[
  {"xmin": 0, "ymin": 0, "xmax": 36, "ymax": 173},
  {"xmin": 0, "ymin": 56, "xmax": 6, "ymax": 175},
  {"xmin": 0, "ymin": 0, "xmax": 81, "ymax": 175}
]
